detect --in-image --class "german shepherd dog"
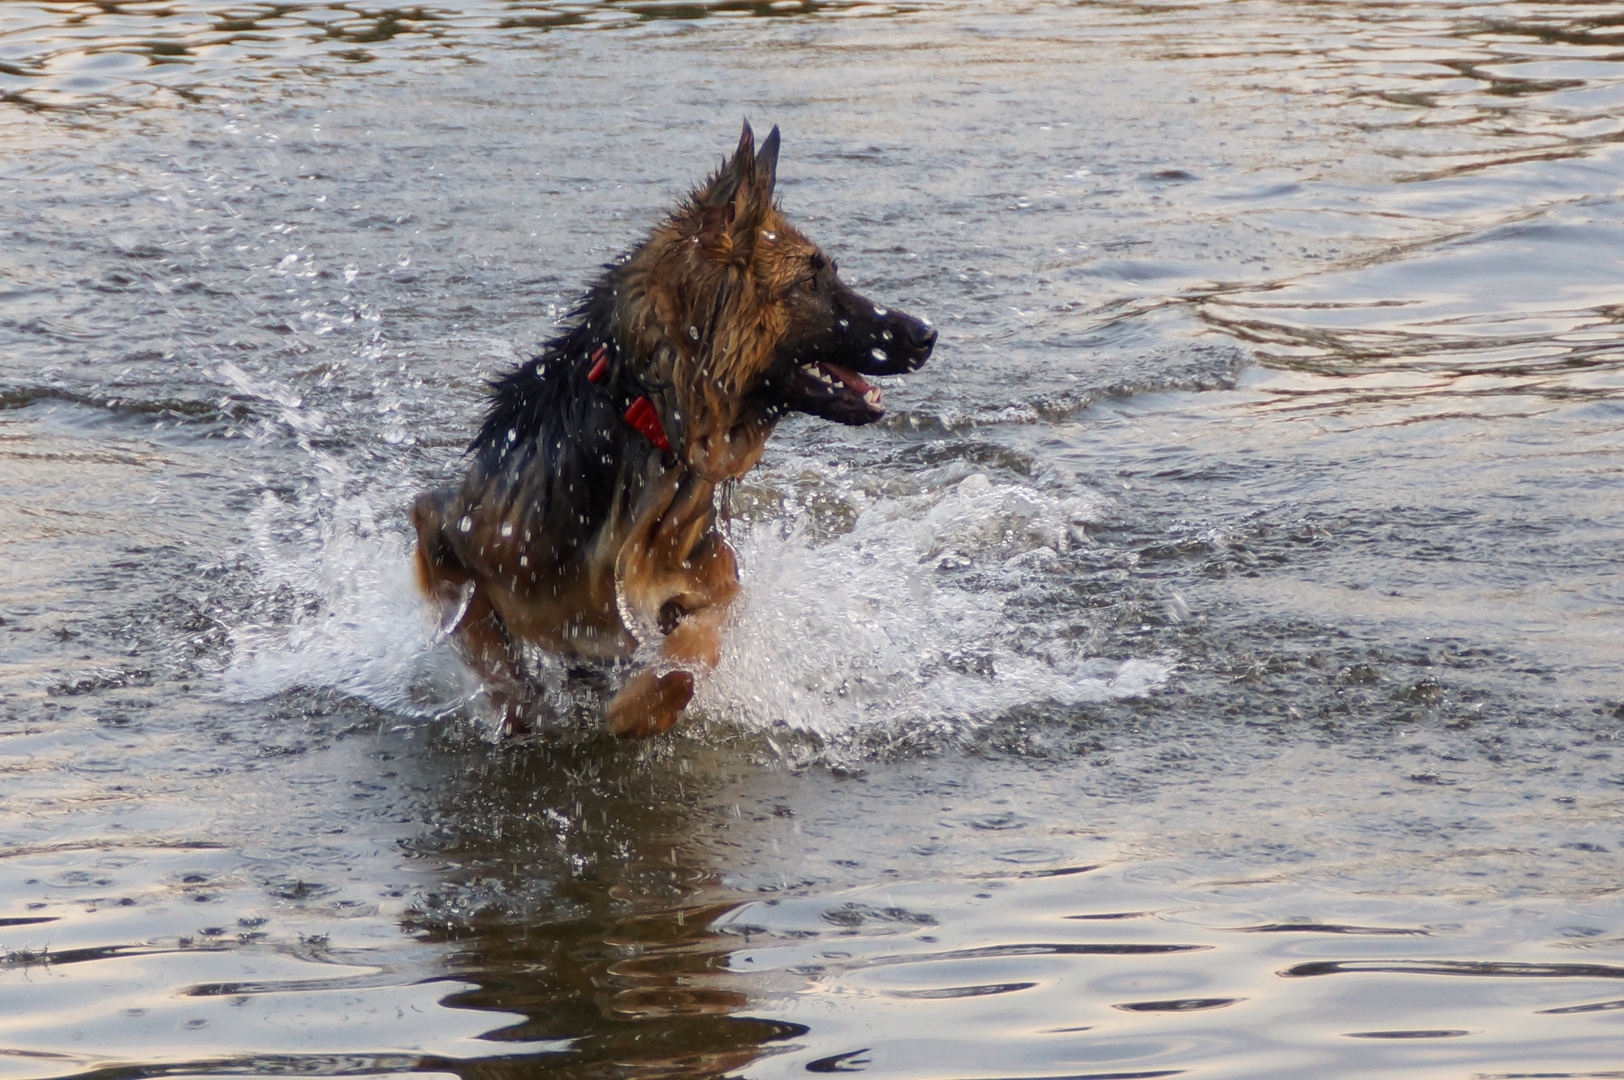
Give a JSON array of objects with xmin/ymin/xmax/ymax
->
[{"xmin": 412, "ymin": 122, "xmax": 936, "ymax": 737}]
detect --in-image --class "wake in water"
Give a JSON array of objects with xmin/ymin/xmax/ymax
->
[{"xmin": 225, "ymin": 463, "xmax": 1170, "ymax": 744}]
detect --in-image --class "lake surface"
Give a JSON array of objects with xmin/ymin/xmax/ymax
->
[{"xmin": 2, "ymin": 1, "xmax": 1623, "ymax": 1076}]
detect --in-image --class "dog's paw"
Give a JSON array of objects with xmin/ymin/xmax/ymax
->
[{"xmin": 605, "ymin": 669, "xmax": 695, "ymax": 738}]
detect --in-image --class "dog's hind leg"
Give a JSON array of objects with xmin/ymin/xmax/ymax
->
[
  {"xmin": 413, "ymin": 492, "xmax": 534, "ymax": 735},
  {"xmin": 451, "ymin": 589, "xmax": 536, "ymax": 735}
]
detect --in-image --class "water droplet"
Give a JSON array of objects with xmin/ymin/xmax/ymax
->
[
  {"xmin": 873, "ymin": 305, "xmax": 888, "ymax": 317},
  {"xmin": 838, "ymin": 319, "xmax": 849, "ymax": 330},
  {"xmin": 762, "ymin": 230, "xmax": 777, "ymax": 241},
  {"xmin": 687, "ymin": 326, "xmax": 700, "ymax": 341},
  {"xmin": 506, "ymin": 428, "xmax": 516, "ymax": 442},
  {"xmin": 458, "ymin": 516, "xmax": 472, "ymax": 533},
  {"xmin": 500, "ymin": 523, "xmax": 513, "ymax": 538},
  {"xmin": 870, "ymin": 347, "xmax": 887, "ymax": 362}
]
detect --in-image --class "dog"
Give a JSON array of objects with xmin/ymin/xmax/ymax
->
[{"xmin": 412, "ymin": 122, "xmax": 936, "ymax": 737}]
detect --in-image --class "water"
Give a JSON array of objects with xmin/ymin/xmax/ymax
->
[{"xmin": 2, "ymin": 1, "xmax": 1623, "ymax": 1076}]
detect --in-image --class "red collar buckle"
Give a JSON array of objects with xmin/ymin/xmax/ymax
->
[
  {"xmin": 623, "ymin": 395, "xmax": 673, "ymax": 453},
  {"xmin": 588, "ymin": 342, "xmax": 671, "ymax": 453}
]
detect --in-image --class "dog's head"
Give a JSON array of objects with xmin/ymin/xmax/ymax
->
[
  {"xmin": 622, "ymin": 123, "xmax": 935, "ymax": 455},
  {"xmin": 709, "ymin": 124, "xmax": 937, "ymax": 428}
]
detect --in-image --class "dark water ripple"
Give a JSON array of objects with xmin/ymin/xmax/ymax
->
[
  {"xmin": 1114, "ymin": 997, "xmax": 1241, "ymax": 1013},
  {"xmin": 1284, "ymin": 959, "xmax": 1624, "ymax": 980}
]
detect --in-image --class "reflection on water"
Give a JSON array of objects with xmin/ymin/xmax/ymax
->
[
  {"xmin": 0, "ymin": 0, "xmax": 917, "ymax": 114},
  {"xmin": 398, "ymin": 742, "xmax": 811, "ymax": 1078},
  {"xmin": 4, "ymin": 0, "xmax": 1624, "ymax": 1076}
]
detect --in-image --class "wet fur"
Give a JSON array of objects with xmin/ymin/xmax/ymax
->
[{"xmin": 413, "ymin": 123, "xmax": 935, "ymax": 737}]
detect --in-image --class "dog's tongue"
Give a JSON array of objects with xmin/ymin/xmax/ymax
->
[{"xmin": 821, "ymin": 362, "xmax": 870, "ymax": 394}]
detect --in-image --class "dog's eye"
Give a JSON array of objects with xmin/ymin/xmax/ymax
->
[{"xmin": 808, "ymin": 253, "xmax": 826, "ymax": 273}]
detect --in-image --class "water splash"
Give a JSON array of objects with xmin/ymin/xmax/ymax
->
[
  {"xmin": 223, "ymin": 470, "xmax": 1168, "ymax": 742},
  {"xmin": 697, "ymin": 472, "xmax": 1169, "ymax": 738},
  {"xmin": 223, "ymin": 487, "xmax": 477, "ymax": 720}
]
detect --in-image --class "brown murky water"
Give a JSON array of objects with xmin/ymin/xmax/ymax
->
[{"xmin": 3, "ymin": 2, "xmax": 1624, "ymax": 1077}]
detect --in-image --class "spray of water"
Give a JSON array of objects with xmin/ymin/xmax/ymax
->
[
  {"xmin": 224, "ymin": 464, "xmax": 1168, "ymax": 744},
  {"xmin": 225, "ymin": 486, "xmax": 479, "ymax": 719},
  {"xmin": 698, "ymin": 471, "xmax": 1169, "ymax": 738}
]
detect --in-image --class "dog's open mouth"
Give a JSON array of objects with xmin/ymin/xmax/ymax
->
[{"xmin": 786, "ymin": 361, "xmax": 884, "ymax": 425}]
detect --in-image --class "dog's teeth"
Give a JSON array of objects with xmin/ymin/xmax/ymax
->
[{"xmin": 864, "ymin": 388, "xmax": 882, "ymax": 405}]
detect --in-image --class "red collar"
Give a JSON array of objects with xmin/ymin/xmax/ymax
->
[{"xmin": 587, "ymin": 344, "xmax": 672, "ymax": 453}]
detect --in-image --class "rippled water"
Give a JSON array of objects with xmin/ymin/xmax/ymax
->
[{"xmin": 3, "ymin": 1, "xmax": 1624, "ymax": 1077}]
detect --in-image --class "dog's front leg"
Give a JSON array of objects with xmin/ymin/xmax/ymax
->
[
  {"xmin": 604, "ymin": 536, "xmax": 740, "ymax": 738},
  {"xmin": 603, "ymin": 667, "xmax": 695, "ymax": 739},
  {"xmin": 603, "ymin": 599, "xmax": 737, "ymax": 738}
]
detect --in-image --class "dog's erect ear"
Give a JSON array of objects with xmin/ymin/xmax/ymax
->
[
  {"xmin": 695, "ymin": 121, "xmax": 755, "ymax": 253},
  {"xmin": 754, "ymin": 125, "xmax": 779, "ymax": 202},
  {"xmin": 711, "ymin": 121, "xmax": 755, "ymax": 208}
]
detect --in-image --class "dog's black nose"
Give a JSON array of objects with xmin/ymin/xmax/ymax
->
[{"xmin": 903, "ymin": 318, "xmax": 937, "ymax": 358}]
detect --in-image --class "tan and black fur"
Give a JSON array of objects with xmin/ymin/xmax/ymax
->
[{"xmin": 412, "ymin": 122, "xmax": 936, "ymax": 737}]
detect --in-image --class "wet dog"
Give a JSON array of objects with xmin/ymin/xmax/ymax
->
[{"xmin": 412, "ymin": 122, "xmax": 935, "ymax": 737}]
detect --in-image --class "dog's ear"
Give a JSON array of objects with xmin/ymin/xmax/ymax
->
[
  {"xmin": 708, "ymin": 120, "xmax": 755, "ymax": 210},
  {"xmin": 695, "ymin": 121, "xmax": 780, "ymax": 261},
  {"xmin": 753, "ymin": 125, "xmax": 779, "ymax": 202},
  {"xmin": 695, "ymin": 122, "xmax": 754, "ymax": 248}
]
